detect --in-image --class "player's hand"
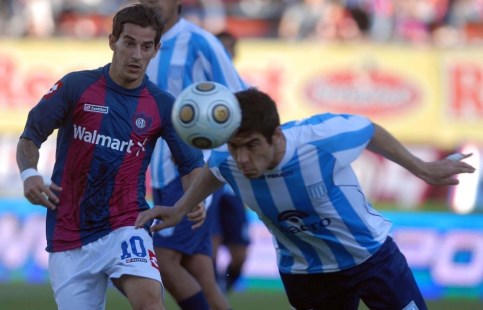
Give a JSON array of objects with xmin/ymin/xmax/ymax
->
[
  {"xmin": 135, "ymin": 205, "xmax": 184, "ymax": 232},
  {"xmin": 420, "ymin": 153, "xmax": 475, "ymax": 186},
  {"xmin": 186, "ymin": 203, "xmax": 206, "ymax": 229},
  {"xmin": 23, "ymin": 175, "xmax": 62, "ymax": 210}
]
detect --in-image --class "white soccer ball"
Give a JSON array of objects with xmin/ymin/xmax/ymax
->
[{"xmin": 171, "ymin": 82, "xmax": 241, "ymax": 149}]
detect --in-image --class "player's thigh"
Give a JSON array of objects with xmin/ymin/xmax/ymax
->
[
  {"xmin": 49, "ymin": 245, "xmax": 113, "ymax": 309},
  {"xmin": 113, "ymin": 275, "xmax": 165, "ymax": 310},
  {"xmin": 226, "ymin": 243, "xmax": 248, "ymax": 265},
  {"xmin": 279, "ymin": 272, "xmax": 359, "ymax": 310},
  {"xmin": 357, "ymin": 238, "xmax": 427, "ymax": 310},
  {"xmin": 49, "ymin": 250, "xmax": 109, "ymax": 310},
  {"xmin": 155, "ymin": 246, "xmax": 183, "ymax": 268},
  {"xmin": 106, "ymin": 227, "xmax": 163, "ymax": 303},
  {"xmin": 183, "ymin": 253, "xmax": 218, "ymax": 287}
]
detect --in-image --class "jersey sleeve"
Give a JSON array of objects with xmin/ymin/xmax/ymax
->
[
  {"xmin": 207, "ymin": 148, "xmax": 230, "ymax": 183},
  {"xmin": 193, "ymin": 32, "xmax": 248, "ymax": 92},
  {"xmin": 285, "ymin": 113, "xmax": 374, "ymax": 169},
  {"xmin": 308, "ymin": 113, "xmax": 375, "ymax": 167},
  {"xmin": 20, "ymin": 73, "xmax": 78, "ymax": 147}
]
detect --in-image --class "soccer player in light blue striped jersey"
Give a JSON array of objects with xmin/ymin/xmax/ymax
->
[
  {"xmin": 139, "ymin": 0, "xmax": 248, "ymax": 309},
  {"xmin": 136, "ymin": 88, "xmax": 476, "ymax": 310}
]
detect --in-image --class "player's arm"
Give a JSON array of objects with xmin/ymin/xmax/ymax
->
[
  {"xmin": 135, "ymin": 166, "xmax": 223, "ymax": 231},
  {"xmin": 367, "ymin": 123, "xmax": 475, "ymax": 185},
  {"xmin": 180, "ymin": 166, "xmax": 206, "ymax": 228},
  {"xmin": 16, "ymin": 138, "xmax": 61, "ymax": 210}
]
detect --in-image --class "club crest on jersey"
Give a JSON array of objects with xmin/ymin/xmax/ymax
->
[
  {"xmin": 43, "ymin": 81, "xmax": 63, "ymax": 99},
  {"xmin": 307, "ymin": 181, "xmax": 327, "ymax": 204},
  {"xmin": 84, "ymin": 103, "xmax": 109, "ymax": 114},
  {"xmin": 131, "ymin": 112, "xmax": 152, "ymax": 135}
]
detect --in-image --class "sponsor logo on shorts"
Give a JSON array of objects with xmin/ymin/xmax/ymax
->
[
  {"xmin": 149, "ymin": 250, "xmax": 159, "ymax": 270},
  {"xmin": 126, "ymin": 258, "xmax": 148, "ymax": 263}
]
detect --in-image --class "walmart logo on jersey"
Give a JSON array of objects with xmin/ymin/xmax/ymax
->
[
  {"xmin": 73, "ymin": 124, "xmax": 146, "ymax": 155},
  {"xmin": 277, "ymin": 210, "xmax": 331, "ymax": 234}
]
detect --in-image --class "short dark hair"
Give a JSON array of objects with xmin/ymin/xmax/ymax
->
[
  {"xmin": 235, "ymin": 88, "xmax": 280, "ymax": 144},
  {"xmin": 215, "ymin": 30, "xmax": 237, "ymax": 43},
  {"xmin": 112, "ymin": 4, "xmax": 164, "ymax": 44}
]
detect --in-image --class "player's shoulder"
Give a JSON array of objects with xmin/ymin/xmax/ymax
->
[
  {"xmin": 284, "ymin": 113, "xmax": 370, "ymax": 129},
  {"xmin": 179, "ymin": 19, "xmax": 223, "ymax": 48},
  {"xmin": 282, "ymin": 113, "xmax": 336, "ymax": 130},
  {"xmin": 62, "ymin": 66, "xmax": 103, "ymax": 84},
  {"xmin": 209, "ymin": 145, "xmax": 231, "ymax": 165},
  {"xmin": 144, "ymin": 79, "xmax": 176, "ymax": 102}
]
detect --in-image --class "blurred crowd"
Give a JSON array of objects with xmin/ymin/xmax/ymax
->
[{"xmin": 1, "ymin": 0, "xmax": 483, "ymax": 46}]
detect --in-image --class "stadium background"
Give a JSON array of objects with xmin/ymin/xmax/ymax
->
[{"xmin": 0, "ymin": 0, "xmax": 482, "ymax": 308}]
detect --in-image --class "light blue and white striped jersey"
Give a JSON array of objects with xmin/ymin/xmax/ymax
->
[
  {"xmin": 209, "ymin": 113, "xmax": 393, "ymax": 274},
  {"xmin": 147, "ymin": 18, "xmax": 248, "ymax": 188}
]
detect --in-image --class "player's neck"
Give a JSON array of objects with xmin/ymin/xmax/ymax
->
[{"xmin": 163, "ymin": 16, "xmax": 180, "ymax": 34}]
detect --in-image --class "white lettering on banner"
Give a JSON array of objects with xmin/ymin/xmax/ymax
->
[
  {"xmin": 449, "ymin": 64, "xmax": 483, "ymax": 119},
  {"xmin": 0, "ymin": 212, "xmax": 482, "ymax": 290},
  {"xmin": 393, "ymin": 229, "xmax": 439, "ymax": 268},
  {"xmin": 394, "ymin": 229, "xmax": 483, "ymax": 287},
  {"xmin": 0, "ymin": 214, "xmax": 47, "ymax": 269},
  {"xmin": 433, "ymin": 231, "xmax": 483, "ymax": 286}
]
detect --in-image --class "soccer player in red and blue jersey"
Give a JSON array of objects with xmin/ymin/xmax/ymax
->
[{"xmin": 16, "ymin": 5, "xmax": 204, "ymax": 310}]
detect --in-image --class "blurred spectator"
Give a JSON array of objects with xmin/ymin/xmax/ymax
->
[
  {"xmin": 182, "ymin": 0, "xmax": 228, "ymax": 34},
  {"xmin": 278, "ymin": 0, "xmax": 369, "ymax": 42},
  {"xmin": 0, "ymin": 0, "xmax": 483, "ymax": 45},
  {"xmin": 314, "ymin": 1, "xmax": 370, "ymax": 41},
  {"xmin": 0, "ymin": 0, "xmax": 27, "ymax": 37},
  {"xmin": 278, "ymin": 0, "xmax": 329, "ymax": 40},
  {"xmin": 391, "ymin": 0, "xmax": 449, "ymax": 44},
  {"xmin": 446, "ymin": 0, "xmax": 483, "ymax": 43},
  {"xmin": 25, "ymin": 0, "xmax": 56, "ymax": 37}
]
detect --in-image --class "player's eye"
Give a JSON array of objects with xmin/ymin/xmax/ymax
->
[{"xmin": 142, "ymin": 44, "xmax": 153, "ymax": 51}]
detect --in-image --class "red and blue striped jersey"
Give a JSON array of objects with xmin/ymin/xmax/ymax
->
[{"xmin": 20, "ymin": 64, "xmax": 204, "ymax": 252}]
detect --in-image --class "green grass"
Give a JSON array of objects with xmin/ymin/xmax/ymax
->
[{"xmin": 0, "ymin": 283, "xmax": 481, "ymax": 310}]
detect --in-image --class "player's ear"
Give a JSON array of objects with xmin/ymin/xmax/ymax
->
[
  {"xmin": 152, "ymin": 42, "xmax": 161, "ymax": 58},
  {"xmin": 272, "ymin": 127, "xmax": 283, "ymax": 144},
  {"xmin": 108, "ymin": 34, "xmax": 116, "ymax": 51}
]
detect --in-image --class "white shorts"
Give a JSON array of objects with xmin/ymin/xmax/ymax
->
[{"xmin": 49, "ymin": 226, "xmax": 162, "ymax": 310}]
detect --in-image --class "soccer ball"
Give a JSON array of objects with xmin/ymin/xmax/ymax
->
[{"xmin": 171, "ymin": 81, "xmax": 241, "ymax": 149}]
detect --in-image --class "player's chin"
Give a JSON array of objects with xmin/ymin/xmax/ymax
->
[{"xmin": 243, "ymin": 170, "xmax": 261, "ymax": 179}]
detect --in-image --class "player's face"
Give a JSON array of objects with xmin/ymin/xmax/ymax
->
[
  {"xmin": 139, "ymin": 0, "xmax": 182, "ymax": 31},
  {"xmin": 228, "ymin": 129, "xmax": 284, "ymax": 179},
  {"xmin": 109, "ymin": 23, "xmax": 159, "ymax": 89}
]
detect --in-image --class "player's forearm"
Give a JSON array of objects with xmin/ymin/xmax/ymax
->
[
  {"xmin": 16, "ymin": 138, "xmax": 40, "ymax": 172},
  {"xmin": 366, "ymin": 124, "xmax": 425, "ymax": 177},
  {"xmin": 180, "ymin": 166, "xmax": 203, "ymax": 192},
  {"xmin": 177, "ymin": 166, "xmax": 223, "ymax": 214}
]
